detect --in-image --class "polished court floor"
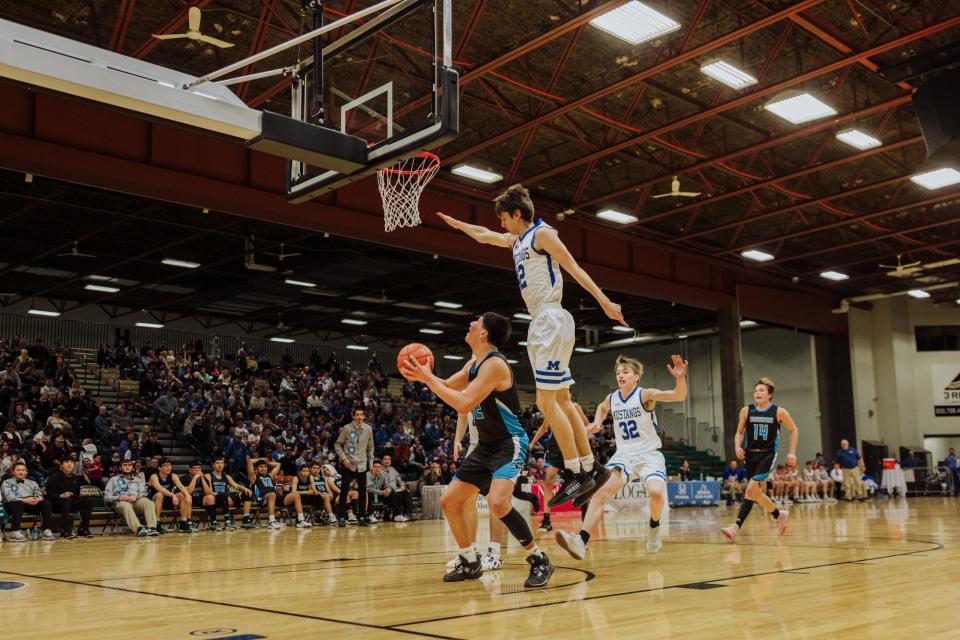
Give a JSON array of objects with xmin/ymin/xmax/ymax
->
[{"xmin": 0, "ymin": 498, "xmax": 957, "ymax": 639}]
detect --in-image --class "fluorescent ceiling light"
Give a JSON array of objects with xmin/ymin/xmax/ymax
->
[
  {"xmin": 741, "ymin": 249, "xmax": 774, "ymax": 262},
  {"xmin": 612, "ymin": 326, "xmax": 633, "ymax": 333},
  {"xmin": 764, "ymin": 91, "xmax": 837, "ymax": 125},
  {"xmin": 575, "ymin": 347, "xmax": 595, "ymax": 353},
  {"xmin": 677, "ymin": 334, "xmax": 689, "ymax": 339},
  {"xmin": 507, "ymin": 359, "xmax": 519, "ymax": 364},
  {"xmin": 518, "ymin": 341, "xmax": 528, "ymax": 346},
  {"xmin": 341, "ymin": 318, "xmax": 368, "ymax": 326},
  {"xmin": 956, "ymin": 299, "xmax": 960, "ymax": 305},
  {"xmin": 513, "ymin": 313, "xmax": 533, "ymax": 321},
  {"xmin": 907, "ymin": 289, "xmax": 931, "ymax": 299},
  {"xmin": 135, "ymin": 322, "xmax": 164, "ymax": 329},
  {"xmin": 589, "ymin": 1, "xmax": 681, "ymax": 45},
  {"xmin": 835, "ymin": 129, "xmax": 881, "ymax": 150},
  {"xmin": 86, "ymin": 275, "xmax": 115, "ymax": 282},
  {"xmin": 700, "ymin": 60, "xmax": 757, "ymax": 90},
  {"xmin": 284, "ymin": 279, "xmax": 316, "ymax": 288},
  {"xmin": 28, "ymin": 309, "xmax": 60, "ymax": 317},
  {"xmin": 597, "ymin": 209, "xmax": 638, "ymax": 225},
  {"xmin": 346, "ymin": 344, "xmax": 369, "ymax": 351},
  {"xmin": 820, "ymin": 270, "xmax": 849, "ymax": 281},
  {"xmin": 434, "ymin": 300, "xmax": 462, "ymax": 309},
  {"xmin": 443, "ymin": 355, "xmax": 465, "ymax": 360},
  {"xmin": 161, "ymin": 258, "xmax": 201, "ymax": 269},
  {"xmin": 419, "ymin": 328, "xmax": 443, "ymax": 335},
  {"xmin": 740, "ymin": 320, "xmax": 758, "ymax": 328},
  {"xmin": 910, "ymin": 167, "xmax": 960, "ymax": 190},
  {"xmin": 451, "ymin": 165, "xmax": 502, "ymax": 184},
  {"xmin": 84, "ymin": 284, "xmax": 120, "ymax": 293},
  {"xmin": 270, "ymin": 337, "xmax": 295, "ymax": 343}
]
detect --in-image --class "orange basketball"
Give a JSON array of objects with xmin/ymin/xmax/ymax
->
[{"xmin": 397, "ymin": 343, "xmax": 434, "ymax": 379}]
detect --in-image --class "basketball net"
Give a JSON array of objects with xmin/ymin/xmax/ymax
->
[{"xmin": 377, "ymin": 151, "xmax": 440, "ymax": 232}]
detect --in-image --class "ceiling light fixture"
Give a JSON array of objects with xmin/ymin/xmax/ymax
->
[
  {"xmin": 270, "ymin": 337, "xmax": 295, "ymax": 343},
  {"xmin": 764, "ymin": 91, "xmax": 837, "ymax": 125},
  {"xmin": 910, "ymin": 167, "xmax": 960, "ymax": 190},
  {"xmin": 596, "ymin": 209, "xmax": 638, "ymax": 224},
  {"xmin": 741, "ymin": 249, "xmax": 775, "ymax": 262},
  {"xmin": 513, "ymin": 313, "xmax": 533, "ymax": 321},
  {"xmin": 835, "ymin": 129, "xmax": 881, "ymax": 150},
  {"xmin": 161, "ymin": 258, "xmax": 201, "ymax": 269},
  {"xmin": 346, "ymin": 344, "xmax": 369, "ymax": 350},
  {"xmin": 84, "ymin": 284, "xmax": 120, "ymax": 293},
  {"xmin": 907, "ymin": 289, "xmax": 931, "ymax": 299},
  {"xmin": 284, "ymin": 279, "xmax": 317, "ymax": 288},
  {"xmin": 612, "ymin": 326, "xmax": 633, "ymax": 333},
  {"xmin": 518, "ymin": 341, "xmax": 528, "ymax": 346},
  {"xmin": 575, "ymin": 347, "xmax": 595, "ymax": 353},
  {"xmin": 443, "ymin": 355, "xmax": 465, "ymax": 360},
  {"xmin": 135, "ymin": 322, "xmax": 164, "ymax": 329},
  {"xmin": 820, "ymin": 270, "xmax": 850, "ymax": 281},
  {"xmin": 28, "ymin": 309, "xmax": 60, "ymax": 317},
  {"xmin": 419, "ymin": 328, "xmax": 443, "ymax": 335},
  {"xmin": 341, "ymin": 318, "xmax": 368, "ymax": 326},
  {"xmin": 700, "ymin": 60, "xmax": 757, "ymax": 90},
  {"xmin": 740, "ymin": 320, "xmax": 758, "ymax": 328},
  {"xmin": 451, "ymin": 165, "xmax": 503, "ymax": 183},
  {"xmin": 589, "ymin": 1, "xmax": 681, "ymax": 45},
  {"xmin": 434, "ymin": 300, "xmax": 462, "ymax": 309}
]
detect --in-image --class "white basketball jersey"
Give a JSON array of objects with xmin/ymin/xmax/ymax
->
[
  {"xmin": 512, "ymin": 218, "xmax": 563, "ymax": 315},
  {"xmin": 609, "ymin": 386, "xmax": 661, "ymax": 454}
]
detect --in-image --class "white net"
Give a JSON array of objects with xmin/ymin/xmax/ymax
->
[{"xmin": 377, "ymin": 152, "xmax": 440, "ymax": 232}]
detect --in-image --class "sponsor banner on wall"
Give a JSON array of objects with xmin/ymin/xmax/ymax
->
[
  {"xmin": 932, "ymin": 364, "xmax": 960, "ymax": 417},
  {"xmin": 666, "ymin": 481, "xmax": 721, "ymax": 506}
]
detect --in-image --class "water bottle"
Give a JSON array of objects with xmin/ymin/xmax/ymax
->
[{"xmin": 30, "ymin": 527, "xmax": 40, "ymax": 541}]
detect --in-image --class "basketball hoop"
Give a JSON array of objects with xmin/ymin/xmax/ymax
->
[{"xmin": 377, "ymin": 151, "xmax": 440, "ymax": 232}]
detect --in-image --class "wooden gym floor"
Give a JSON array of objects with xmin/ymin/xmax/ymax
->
[{"xmin": 0, "ymin": 499, "xmax": 957, "ymax": 639}]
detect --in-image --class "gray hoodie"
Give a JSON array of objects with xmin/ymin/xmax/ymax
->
[
  {"xmin": 335, "ymin": 421, "xmax": 374, "ymax": 473},
  {"xmin": 103, "ymin": 473, "xmax": 148, "ymax": 504},
  {"xmin": 1, "ymin": 477, "xmax": 42, "ymax": 503}
]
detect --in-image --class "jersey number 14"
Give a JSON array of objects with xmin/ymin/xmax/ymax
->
[{"xmin": 753, "ymin": 424, "xmax": 769, "ymax": 440}]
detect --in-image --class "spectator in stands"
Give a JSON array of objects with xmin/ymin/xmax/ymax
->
[
  {"xmin": 40, "ymin": 433, "xmax": 70, "ymax": 475},
  {"xmin": 140, "ymin": 433, "xmax": 164, "ymax": 459},
  {"xmin": 380, "ymin": 454, "xmax": 412, "ymax": 521},
  {"xmin": 46, "ymin": 457, "xmax": 93, "ymax": 538},
  {"xmin": 104, "ymin": 459, "xmax": 158, "ymax": 536},
  {"xmin": 153, "ymin": 390, "xmax": 178, "ymax": 432},
  {"xmin": 901, "ymin": 450, "xmax": 924, "ymax": 469},
  {"xmin": 678, "ymin": 459, "xmax": 693, "ymax": 481},
  {"xmin": 420, "ymin": 461, "xmax": 443, "ymax": 488},
  {"xmin": 944, "ymin": 448, "xmax": 959, "ymax": 497},
  {"xmin": 2, "ymin": 421, "xmax": 22, "ymax": 450},
  {"xmin": 722, "ymin": 460, "xmax": 746, "ymax": 506},
  {"xmin": 2, "ymin": 461, "xmax": 55, "ymax": 541},
  {"xmin": 148, "ymin": 458, "xmax": 196, "ymax": 533},
  {"xmin": 47, "ymin": 406, "xmax": 70, "ymax": 432},
  {"xmin": 835, "ymin": 439, "xmax": 866, "ymax": 501},
  {"xmin": 118, "ymin": 431, "xmax": 141, "ymax": 462},
  {"xmin": 94, "ymin": 405, "xmax": 111, "ymax": 436},
  {"xmin": 84, "ymin": 453, "xmax": 105, "ymax": 489},
  {"xmin": 111, "ymin": 404, "xmax": 134, "ymax": 431},
  {"xmin": 334, "ymin": 407, "xmax": 374, "ymax": 527}
]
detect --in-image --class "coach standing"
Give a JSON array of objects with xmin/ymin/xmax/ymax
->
[
  {"xmin": 835, "ymin": 439, "xmax": 866, "ymax": 501},
  {"xmin": 335, "ymin": 407, "xmax": 374, "ymax": 526}
]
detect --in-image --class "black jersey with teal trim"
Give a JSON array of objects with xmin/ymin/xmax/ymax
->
[
  {"xmin": 468, "ymin": 351, "xmax": 525, "ymax": 446},
  {"xmin": 252, "ymin": 473, "xmax": 276, "ymax": 501},
  {"xmin": 149, "ymin": 472, "xmax": 174, "ymax": 497},
  {"xmin": 745, "ymin": 403, "xmax": 780, "ymax": 451},
  {"xmin": 181, "ymin": 474, "xmax": 204, "ymax": 500},
  {"xmin": 209, "ymin": 472, "xmax": 230, "ymax": 494}
]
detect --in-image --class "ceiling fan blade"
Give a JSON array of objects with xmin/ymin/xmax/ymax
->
[
  {"xmin": 922, "ymin": 258, "xmax": 960, "ymax": 269},
  {"xmin": 675, "ymin": 192, "xmax": 701, "ymax": 197},
  {"xmin": 152, "ymin": 33, "xmax": 185, "ymax": 40},
  {"xmin": 188, "ymin": 6, "xmax": 202, "ymax": 32},
  {"xmin": 199, "ymin": 35, "xmax": 235, "ymax": 48},
  {"xmin": 650, "ymin": 193, "xmax": 671, "ymax": 199},
  {"xmin": 77, "ymin": 253, "xmax": 97, "ymax": 258}
]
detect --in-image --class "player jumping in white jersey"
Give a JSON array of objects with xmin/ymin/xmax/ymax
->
[
  {"xmin": 438, "ymin": 184, "xmax": 626, "ymax": 507},
  {"xmin": 556, "ymin": 354, "xmax": 688, "ymax": 561}
]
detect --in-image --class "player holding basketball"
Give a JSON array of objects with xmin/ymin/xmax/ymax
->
[
  {"xmin": 402, "ymin": 312, "xmax": 555, "ymax": 588},
  {"xmin": 720, "ymin": 378, "xmax": 799, "ymax": 542},
  {"xmin": 556, "ymin": 354, "xmax": 687, "ymax": 560},
  {"xmin": 438, "ymin": 184, "xmax": 625, "ymax": 506}
]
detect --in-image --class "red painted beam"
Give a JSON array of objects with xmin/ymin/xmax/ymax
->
[
  {"xmin": 109, "ymin": 0, "xmax": 137, "ymax": 53},
  {"xmin": 235, "ymin": 0, "xmax": 280, "ymax": 101}
]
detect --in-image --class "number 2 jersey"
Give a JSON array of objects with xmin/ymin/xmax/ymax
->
[
  {"xmin": 609, "ymin": 386, "xmax": 661, "ymax": 454},
  {"xmin": 744, "ymin": 403, "xmax": 780, "ymax": 451},
  {"xmin": 512, "ymin": 218, "xmax": 563, "ymax": 315}
]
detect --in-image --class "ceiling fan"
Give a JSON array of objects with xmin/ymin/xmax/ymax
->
[
  {"xmin": 152, "ymin": 7, "xmax": 235, "ymax": 49},
  {"xmin": 57, "ymin": 241, "xmax": 96, "ymax": 258},
  {"xmin": 651, "ymin": 176, "xmax": 701, "ymax": 199},
  {"xmin": 880, "ymin": 254, "xmax": 960, "ymax": 278}
]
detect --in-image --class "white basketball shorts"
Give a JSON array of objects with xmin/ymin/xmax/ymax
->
[
  {"xmin": 605, "ymin": 449, "xmax": 667, "ymax": 485},
  {"xmin": 526, "ymin": 304, "xmax": 575, "ymax": 390}
]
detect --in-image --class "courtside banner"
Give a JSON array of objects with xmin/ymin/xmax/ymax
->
[{"xmin": 667, "ymin": 481, "xmax": 721, "ymax": 506}]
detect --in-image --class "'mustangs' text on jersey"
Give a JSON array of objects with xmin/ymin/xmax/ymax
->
[
  {"xmin": 745, "ymin": 403, "xmax": 780, "ymax": 451},
  {"xmin": 468, "ymin": 351, "xmax": 525, "ymax": 446},
  {"xmin": 609, "ymin": 386, "xmax": 661, "ymax": 454},
  {"xmin": 513, "ymin": 218, "xmax": 563, "ymax": 315}
]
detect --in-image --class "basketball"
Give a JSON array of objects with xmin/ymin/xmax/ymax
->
[{"xmin": 397, "ymin": 343, "xmax": 434, "ymax": 379}]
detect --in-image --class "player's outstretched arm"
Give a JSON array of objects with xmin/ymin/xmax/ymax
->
[
  {"xmin": 643, "ymin": 355, "xmax": 689, "ymax": 408},
  {"xmin": 587, "ymin": 396, "xmax": 611, "ymax": 434},
  {"xmin": 436, "ymin": 212, "xmax": 514, "ymax": 248},
  {"xmin": 534, "ymin": 228, "xmax": 627, "ymax": 327},
  {"xmin": 778, "ymin": 407, "xmax": 800, "ymax": 466}
]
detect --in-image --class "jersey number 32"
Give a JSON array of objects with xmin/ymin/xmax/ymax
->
[{"xmin": 619, "ymin": 420, "xmax": 639, "ymax": 440}]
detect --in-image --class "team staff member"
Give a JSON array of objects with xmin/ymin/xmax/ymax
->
[{"xmin": 335, "ymin": 408, "xmax": 374, "ymax": 527}]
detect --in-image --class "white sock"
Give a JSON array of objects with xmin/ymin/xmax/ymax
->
[
  {"xmin": 268, "ymin": 515, "xmax": 276, "ymax": 522},
  {"xmin": 580, "ymin": 454, "xmax": 595, "ymax": 473},
  {"xmin": 527, "ymin": 543, "xmax": 544, "ymax": 558},
  {"xmin": 297, "ymin": 512, "xmax": 305, "ymax": 521},
  {"xmin": 489, "ymin": 541, "xmax": 501, "ymax": 556},
  {"xmin": 460, "ymin": 546, "xmax": 477, "ymax": 562},
  {"xmin": 564, "ymin": 458, "xmax": 582, "ymax": 473}
]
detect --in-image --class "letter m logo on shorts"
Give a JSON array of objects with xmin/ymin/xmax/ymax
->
[{"xmin": 546, "ymin": 360, "xmax": 561, "ymax": 371}]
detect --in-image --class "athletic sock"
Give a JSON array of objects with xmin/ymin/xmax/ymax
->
[
  {"xmin": 268, "ymin": 515, "xmax": 276, "ymax": 522},
  {"xmin": 579, "ymin": 530, "xmax": 591, "ymax": 545},
  {"xmin": 564, "ymin": 458, "xmax": 582, "ymax": 473},
  {"xmin": 735, "ymin": 499, "xmax": 755, "ymax": 528},
  {"xmin": 460, "ymin": 547, "xmax": 477, "ymax": 563},
  {"xmin": 489, "ymin": 541, "xmax": 501, "ymax": 556},
  {"xmin": 527, "ymin": 543, "xmax": 544, "ymax": 558},
  {"xmin": 771, "ymin": 508, "xmax": 780, "ymax": 520},
  {"xmin": 297, "ymin": 512, "xmax": 305, "ymax": 521},
  {"xmin": 649, "ymin": 518, "xmax": 660, "ymax": 529},
  {"xmin": 580, "ymin": 454, "xmax": 595, "ymax": 473}
]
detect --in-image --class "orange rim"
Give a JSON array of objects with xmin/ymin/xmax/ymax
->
[{"xmin": 379, "ymin": 151, "xmax": 440, "ymax": 176}]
